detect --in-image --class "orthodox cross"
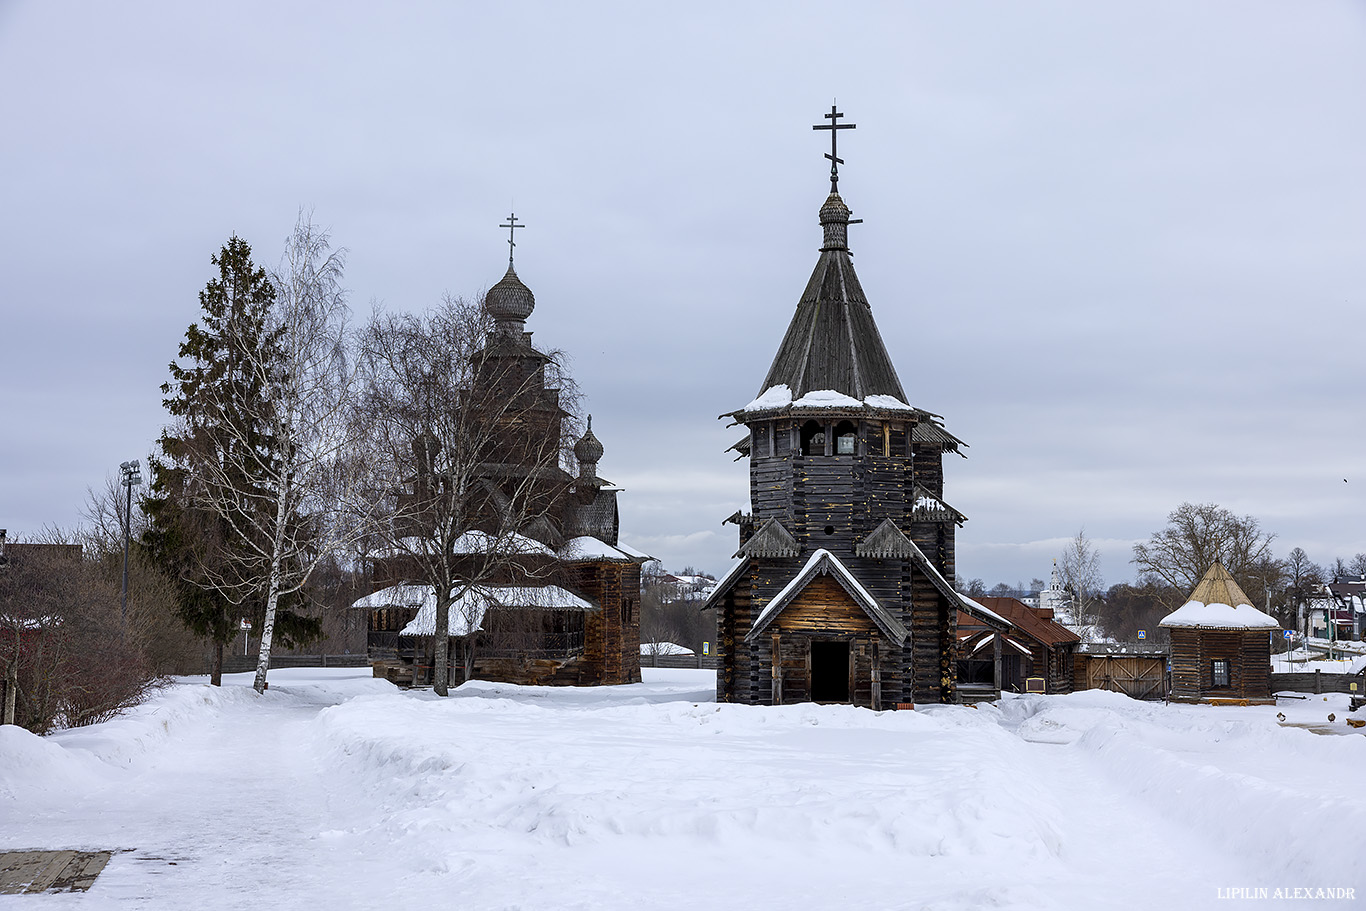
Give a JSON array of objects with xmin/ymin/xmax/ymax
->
[
  {"xmin": 812, "ymin": 105, "xmax": 856, "ymax": 193},
  {"xmin": 499, "ymin": 212, "xmax": 525, "ymax": 266}
]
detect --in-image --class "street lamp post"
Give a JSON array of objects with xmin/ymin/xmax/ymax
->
[{"xmin": 119, "ymin": 460, "xmax": 143, "ymax": 621}]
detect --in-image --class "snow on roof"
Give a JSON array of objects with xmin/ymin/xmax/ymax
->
[
  {"xmin": 791, "ymin": 389, "xmax": 863, "ymax": 409},
  {"xmin": 349, "ymin": 583, "xmax": 435, "ymax": 611},
  {"xmin": 970, "ymin": 635, "xmax": 1033, "ymax": 657},
  {"xmin": 863, "ymin": 394, "xmax": 915, "ymax": 411},
  {"xmin": 700, "ymin": 556, "xmax": 751, "ymax": 612},
  {"xmin": 743, "ymin": 383, "xmax": 793, "ymax": 412},
  {"xmin": 451, "ymin": 530, "xmax": 555, "ymax": 557},
  {"xmin": 400, "ymin": 584, "xmax": 596, "ymax": 637},
  {"xmin": 613, "ymin": 540, "xmax": 654, "ymax": 561},
  {"xmin": 741, "ymin": 385, "xmax": 920, "ymax": 415},
  {"xmin": 640, "ymin": 641, "xmax": 695, "ymax": 656},
  {"xmin": 1159, "ymin": 600, "xmax": 1279, "ymax": 630},
  {"xmin": 748, "ymin": 549, "xmax": 908, "ymax": 644},
  {"xmin": 954, "ymin": 593, "xmax": 1012, "ymax": 629},
  {"xmin": 1159, "ymin": 562, "xmax": 1279, "ymax": 629},
  {"xmin": 560, "ymin": 535, "xmax": 634, "ymax": 562}
]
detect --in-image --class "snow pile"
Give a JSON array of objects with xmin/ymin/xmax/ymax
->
[
  {"xmin": 3, "ymin": 668, "xmax": 1364, "ymax": 908},
  {"xmin": 641, "ymin": 641, "xmax": 694, "ymax": 656}
]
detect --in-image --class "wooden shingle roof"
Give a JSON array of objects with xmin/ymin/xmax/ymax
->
[{"xmin": 757, "ymin": 192, "xmax": 908, "ymax": 402}]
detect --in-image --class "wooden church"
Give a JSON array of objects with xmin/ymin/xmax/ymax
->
[
  {"xmin": 357, "ymin": 221, "xmax": 648, "ymax": 687},
  {"xmin": 704, "ymin": 109, "xmax": 1011, "ymax": 707}
]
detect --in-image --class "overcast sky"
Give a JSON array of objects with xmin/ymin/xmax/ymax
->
[{"xmin": 2, "ymin": 2, "xmax": 1363, "ymax": 588}]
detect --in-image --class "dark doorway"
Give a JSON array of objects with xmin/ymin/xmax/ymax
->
[{"xmin": 810, "ymin": 640, "xmax": 850, "ymax": 702}]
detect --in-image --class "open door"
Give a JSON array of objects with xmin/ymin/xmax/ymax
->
[{"xmin": 810, "ymin": 640, "xmax": 851, "ymax": 703}]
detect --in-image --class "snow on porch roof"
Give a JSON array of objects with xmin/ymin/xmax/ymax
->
[
  {"xmin": 746, "ymin": 549, "xmax": 909, "ymax": 645},
  {"xmin": 399, "ymin": 584, "xmax": 597, "ymax": 637}
]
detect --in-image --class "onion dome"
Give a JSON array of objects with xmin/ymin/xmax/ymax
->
[
  {"xmin": 574, "ymin": 415, "xmax": 604, "ymax": 468},
  {"xmin": 819, "ymin": 192, "xmax": 851, "ymax": 251},
  {"xmin": 484, "ymin": 265, "xmax": 536, "ymax": 333}
]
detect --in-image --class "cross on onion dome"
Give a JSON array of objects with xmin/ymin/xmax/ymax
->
[
  {"xmin": 499, "ymin": 212, "xmax": 525, "ymax": 266},
  {"xmin": 812, "ymin": 104, "xmax": 856, "ymax": 193}
]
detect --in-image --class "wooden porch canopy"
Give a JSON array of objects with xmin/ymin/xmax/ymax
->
[{"xmin": 746, "ymin": 549, "xmax": 909, "ymax": 644}]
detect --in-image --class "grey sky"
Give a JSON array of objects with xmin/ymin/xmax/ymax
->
[{"xmin": 2, "ymin": 2, "xmax": 1363, "ymax": 588}]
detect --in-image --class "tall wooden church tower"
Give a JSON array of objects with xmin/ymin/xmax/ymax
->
[{"xmin": 705, "ymin": 108, "xmax": 1008, "ymax": 707}]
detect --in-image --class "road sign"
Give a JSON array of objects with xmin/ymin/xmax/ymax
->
[
  {"xmin": 1137, "ymin": 630, "xmax": 1146, "ymax": 640},
  {"xmin": 1283, "ymin": 630, "xmax": 1293, "ymax": 639},
  {"xmin": 702, "ymin": 641, "xmax": 710, "ymax": 656}
]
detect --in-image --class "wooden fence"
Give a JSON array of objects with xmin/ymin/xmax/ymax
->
[
  {"xmin": 642, "ymin": 653, "xmax": 719, "ymax": 670},
  {"xmin": 1270, "ymin": 670, "xmax": 1364, "ymax": 695},
  {"xmin": 219, "ymin": 653, "xmax": 371, "ymax": 674},
  {"xmin": 1074, "ymin": 654, "xmax": 1168, "ymax": 700}
]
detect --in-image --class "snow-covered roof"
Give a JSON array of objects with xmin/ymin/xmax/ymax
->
[
  {"xmin": 700, "ymin": 556, "xmax": 751, "ymax": 613},
  {"xmin": 451, "ymin": 530, "xmax": 556, "ymax": 557},
  {"xmin": 1160, "ymin": 601, "xmax": 1279, "ymax": 630},
  {"xmin": 399, "ymin": 584, "xmax": 597, "ymax": 637},
  {"xmin": 742, "ymin": 384, "xmax": 918, "ymax": 414},
  {"xmin": 1159, "ymin": 562, "xmax": 1279, "ymax": 630},
  {"xmin": 349, "ymin": 583, "xmax": 435, "ymax": 611},
  {"xmin": 559, "ymin": 535, "xmax": 635, "ymax": 563},
  {"xmin": 955, "ymin": 594, "xmax": 1012, "ymax": 629},
  {"xmin": 613, "ymin": 540, "xmax": 653, "ymax": 561},
  {"xmin": 747, "ymin": 549, "xmax": 909, "ymax": 645}
]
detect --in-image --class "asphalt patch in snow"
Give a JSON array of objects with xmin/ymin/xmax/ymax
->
[{"xmin": 0, "ymin": 849, "xmax": 112, "ymax": 894}]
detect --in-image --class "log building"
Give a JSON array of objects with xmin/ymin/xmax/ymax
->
[
  {"xmin": 357, "ymin": 227, "xmax": 646, "ymax": 687},
  {"xmin": 1160, "ymin": 562, "xmax": 1278, "ymax": 705},
  {"xmin": 704, "ymin": 109, "xmax": 1010, "ymax": 707}
]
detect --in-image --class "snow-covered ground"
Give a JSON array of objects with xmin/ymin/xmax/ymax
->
[{"xmin": 3, "ymin": 668, "xmax": 1363, "ymax": 909}]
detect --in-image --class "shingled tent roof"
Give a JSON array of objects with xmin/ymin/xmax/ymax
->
[
  {"xmin": 757, "ymin": 192, "xmax": 908, "ymax": 402},
  {"xmin": 1159, "ymin": 562, "xmax": 1279, "ymax": 630}
]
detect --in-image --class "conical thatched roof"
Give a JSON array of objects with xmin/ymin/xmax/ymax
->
[{"xmin": 1159, "ymin": 562, "xmax": 1279, "ymax": 630}]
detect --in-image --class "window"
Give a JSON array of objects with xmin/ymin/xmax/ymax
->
[
  {"xmin": 1211, "ymin": 659, "xmax": 1230, "ymax": 688},
  {"xmin": 800, "ymin": 420, "xmax": 825, "ymax": 455},
  {"xmin": 834, "ymin": 420, "xmax": 857, "ymax": 454}
]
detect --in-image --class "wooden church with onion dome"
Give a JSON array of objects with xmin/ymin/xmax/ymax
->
[
  {"xmin": 1160, "ymin": 562, "xmax": 1279, "ymax": 705},
  {"xmin": 356, "ymin": 218, "xmax": 648, "ymax": 688},
  {"xmin": 703, "ymin": 108, "xmax": 1012, "ymax": 708}
]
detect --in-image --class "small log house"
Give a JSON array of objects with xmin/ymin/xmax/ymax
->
[{"xmin": 1160, "ymin": 562, "xmax": 1278, "ymax": 705}]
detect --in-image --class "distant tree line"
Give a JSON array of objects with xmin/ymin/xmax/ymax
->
[{"xmin": 959, "ymin": 502, "xmax": 1364, "ymax": 650}]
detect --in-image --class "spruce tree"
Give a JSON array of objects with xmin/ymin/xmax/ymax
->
[{"xmin": 144, "ymin": 236, "xmax": 321, "ymax": 685}]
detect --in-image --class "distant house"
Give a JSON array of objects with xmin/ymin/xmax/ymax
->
[
  {"xmin": 956, "ymin": 596, "xmax": 1080, "ymax": 698},
  {"xmin": 1307, "ymin": 579, "xmax": 1365, "ymax": 641},
  {"xmin": 1160, "ymin": 563, "xmax": 1278, "ymax": 705}
]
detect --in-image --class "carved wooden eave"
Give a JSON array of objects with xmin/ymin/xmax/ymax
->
[
  {"xmin": 735, "ymin": 518, "xmax": 800, "ymax": 559},
  {"xmin": 909, "ymin": 485, "xmax": 967, "ymax": 526},
  {"xmin": 745, "ymin": 548, "xmax": 909, "ymax": 645},
  {"xmin": 853, "ymin": 519, "xmax": 1010, "ymax": 633},
  {"xmin": 854, "ymin": 518, "xmax": 920, "ymax": 558},
  {"xmin": 727, "ymin": 433, "xmax": 752, "ymax": 461}
]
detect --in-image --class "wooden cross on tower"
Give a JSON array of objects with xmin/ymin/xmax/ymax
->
[
  {"xmin": 812, "ymin": 105, "xmax": 856, "ymax": 193},
  {"xmin": 500, "ymin": 212, "xmax": 525, "ymax": 266}
]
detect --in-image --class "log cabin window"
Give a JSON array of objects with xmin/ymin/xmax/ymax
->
[
  {"xmin": 834, "ymin": 420, "xmax": 857, "ymax": 454},
  {"xmin": 1211, "ymin": 659, "xmax": 1230, "ymax": 687},
  {"xmin": 800, "ymin": 420, "xmax": 825, "ymax": 455}
]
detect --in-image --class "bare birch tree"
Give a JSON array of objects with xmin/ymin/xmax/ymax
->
[
  {"xmin": 1058, "ymin": 528, "xmax": 1104, "ymax": 639},
  {"xmin": 169, "ymin": 217, "xmax": 366, "ymax": 693},
  {"xmin": 356, "ymin": 294, "xmax": 578, "ymax": 695}
]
